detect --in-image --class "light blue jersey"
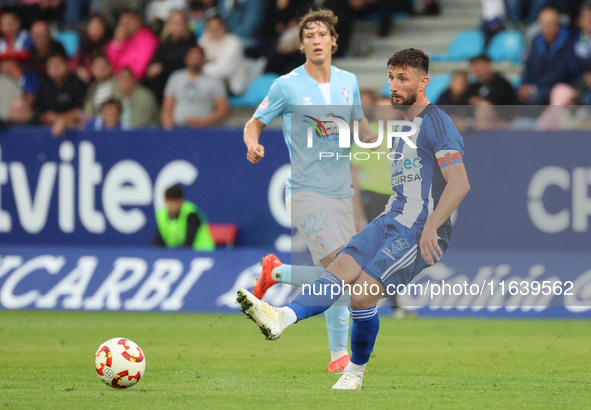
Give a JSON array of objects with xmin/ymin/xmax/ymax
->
[{"xmin": 254, "ymin": 65, "xmax": 364, "ymax": 198}]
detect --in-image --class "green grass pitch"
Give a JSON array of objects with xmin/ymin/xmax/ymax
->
[{"xmin": 0, "ymin": 310, "xmax": 590, "ymax": 410}]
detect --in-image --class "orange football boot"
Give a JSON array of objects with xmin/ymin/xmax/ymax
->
[
  {"xmin": 327, "ymin": 354, "xmax": 350, "ymax": 372},
  {"xmin": 252, "ymin": 254, "xmax": 283, "ymax": 299}
]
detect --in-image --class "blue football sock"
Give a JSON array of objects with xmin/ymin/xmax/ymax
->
[
  {"xmin": 350, "ymin": 306, "xmax": 380, "ymax": 365},
  {"xmin": 324, "ymin": 304, "xmax": 350, "ymax": 352},
  {"xmin": 288, "ymin": 271, "xmax": 343, "ymax": 321},
  {"xmin": 284, "ymin": 265, "xmax": 325, "ymax": 287}
]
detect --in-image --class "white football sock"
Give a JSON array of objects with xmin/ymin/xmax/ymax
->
[
  {"xmin": 277, "ymin": 306, "xmax": 297, "ymax": 328},
  {"xmin": 330, "ymin": 350, "xmax": 349, "ymax": 362},
  {"xmin": 344, "ymin": 361, "xmax": 367, "ymax": 374},
  {"xmin": 271, "ymin": 266, "xmax": 283, "ymax": 282}
]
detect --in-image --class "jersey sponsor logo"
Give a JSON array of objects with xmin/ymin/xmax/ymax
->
[
  {"xmin": 258, "ymin": 96, "xmax": 269, "ymax": 111},
  {"xmin": 391, "ymin": 156, "xmax": 423, "ymax": 174},
  {"xmin": 303, "ymin": 115, "xmax": 341, "ymax": 140},
  {"xmin": 391, "ymin": 173, "xmax": 423, "ymax": 186}
]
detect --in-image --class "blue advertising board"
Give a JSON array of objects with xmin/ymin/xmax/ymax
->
[
  {"xmin": 0, "ymin": 128, "xmax": 590, "ymax": 251},
  {"xmin": 0, "ymin": 245, "xmax": 589, "ymax": 317},
  {"xmin": 0, "ymin": 127, "xmax": 290, "ymax": 247}
]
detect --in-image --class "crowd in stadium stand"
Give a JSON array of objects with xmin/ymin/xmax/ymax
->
[{"xmin": 1, "ymin": 0, "xmax": 591, "ymax": 134}]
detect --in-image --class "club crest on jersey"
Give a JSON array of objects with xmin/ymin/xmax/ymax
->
[
  {"xmin": 303, "ymin": 97, "xmax": 313, "ymax": 105},
  {"xmin": 341, "ymin": 87, "xmax": 350, "ymax": 104},
  {"xmin": 391, "ymin": 238, "xmax": 411, "ymax": 254}
]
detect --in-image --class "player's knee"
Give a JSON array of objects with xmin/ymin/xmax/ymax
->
[{"xmin": 350, "ymin": 292, "xmax": 380, "ymax": 308}]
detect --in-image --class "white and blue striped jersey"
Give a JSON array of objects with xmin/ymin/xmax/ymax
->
[
  {"xmin": 385, "ymin": 104, "xmax": 465, "ymax": 244},
  {"xmin": 254, "ymin": 64, "xmax": 364, "ymax": 198}
]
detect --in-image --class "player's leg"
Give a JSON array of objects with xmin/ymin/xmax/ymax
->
[
  {"xmin": 333, "ymin": 272, "xmax": 384, "ymax": 390},
  {"xmin": 236, "ymin": 252, "xmax": 363, "ymax": 340},
  {"xmin": 237, "ymin": 218, "xmax": 386, "ymax": 341}
]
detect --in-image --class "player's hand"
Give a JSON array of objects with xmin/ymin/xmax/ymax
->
[
  {"xmin": 361, "ymin": 133, "xmax": 380, "ymax": 150},
  {"xmin": 420, "ymin": 225, "xmax": 443, "ymax": 266},
  {"xmin": 246, "ymin": 143, "xmax": 265, "ymax": 163}
]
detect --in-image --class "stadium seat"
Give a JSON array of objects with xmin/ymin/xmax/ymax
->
[
  {"xmin": 430, "ymin": 30, "xmax": 485, "ymax": 62},
  {"xmin": 426, "ymin": 73, "xmax": 452, "ymax": 103},
  {"xmin": 487, "ymin": 30, "xmax": 524, "ymax": 63},
  {"xmin": 209, "ymin": 223, "xmax": 238, "ymax": 247},
  {"xmin": 54, "ymin": 31, "xmax": 80, "ymax": 58},
  {"xmin": 229, "ymin": 73, "xmax": 279, "ymax": 108},
  {"xmin": 380, "ymin": 80, "xmax": 390, "ymax": 98}
]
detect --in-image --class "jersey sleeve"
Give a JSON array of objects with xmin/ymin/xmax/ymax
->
[
  {"xmin": 253, "ymin": 79, "xmax": 287, "ymax": 125},
  {"xmin": 350, "ymin": 76, "xmax": 364, "ymax": 121},
  {"xmin": 423, "ymin": 109, "xmax": 465, "ymax": 169}
]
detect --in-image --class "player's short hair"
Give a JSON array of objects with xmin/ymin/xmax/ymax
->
[
  {"xmin": 469, "ymin": 54, "xmax": 491, "ymax": 64},
  {"xmin": 387, "ymin": 48, "xmax": 430, "ymax": 75},
  {"xmin": 101, "ymin": 98, "xmax": 122, "ymax": 113},
  {"xmin": 165, "ymin": 186, "xmax": 184, "ymax": 200},
  {"xmin": 298, "ymin": 8, "xmax": 339, "ymax": 54}
]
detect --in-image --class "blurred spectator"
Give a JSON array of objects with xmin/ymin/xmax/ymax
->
[
  {"xmin": 579, "ymin": 62, "xmax": 591, "ymax": 104},
  {"xmin": 63, "ymin": 0, "xmax": 98, "ymax": 25},
  {"xmin": 0, "ymin": 10, "xmax": 32, "ymax": 53},
  {"xmin": 111, "ymin": 67, "xmax": 159, "ymax": 128},
  {"xmin": 153, "ymin": 185, "xmax": 215, "ymax": 251},
  {"xmin": 473, "ymin": 99, "xmax": 508, "ymax": 130},
  {"xmin": 481, "ymin": 0, "xmax": 506, "ymax": 43},
  {"xmin": 572, "ymin": 2, "xmax": 591, "ymax": 77},
  {"xmin": 34, "ymin": 51, "xmax": 87, "ymax": 136},
  {"xmin": 0, "ymin": 50, "xmax": 40, "ymax": 104},
  {"xmin": 536, "ymin": 83, "xmax": 584, "ymax": 130},
  {"xmin": 348, "ymin": 0, "xmax": 412, "ymax": 37},
  {"xmin": 83, "ymin": 54, "xmax": 115, "ymax": 118},
  {"xmin": 263, "ymin": 0, "xmax": 304, "ymax": 74},
  {"xmin": 504, "ymin": 0, "xmax": 548, "ymax": 25},
  {"xmin": 99, "ymin": 0, "xmax": 151, "ymax": 29},
  {"xmin": 519, "ymin": 7, "xmax": 574, "ymax": 105},
  {"xmin": 161, "ymin": 46, "xmax": 229, "ymax": 129},
  {"xmin": 8, "ymin": 96, "xmax": 37, "ymax": 125},
  {"xmin": 186, "ymin": 0, "xmax": 217, "ymax": 38},
  {"xmin": 461, "ymin": 55, "xmax": 516, "ymax": 105},
  {"xmin": 70, "ymin": 15, "xmax": 111, "ymax": 84},
  {"xmin": 28, "ymin": 20, "xmax": 66, "ymax": 79},
  {"xmin": 436, "ymin": 70, "xmax": 469, "ymax": 106},
  {"xmin": 0, "ymin": 73, "xmax": 22, "ymax": 122},
  {"xmin": 145, "ymin": 10, "xmax": 196, "ymax": 103},
  {"xmin": 106, "ymin": 9, "xmax": 158, "ymax": 79},
  {"xmin": 146, "ymin": 0, "xmax": 188, "ymax": 33},
  {"xmin": 18, "ymin": 1, "xmax": 65, "ymax": 29},
  {"xmin": 86, "ymin": 98, "xmax": 123, "ymax": 130},
  {"xmin": 198, "ymin": 15, "xmax": 246, "ymax": 95},
  {"xmin": 217, "ymin": 0, "xmax": 266, "ymax": 49}
]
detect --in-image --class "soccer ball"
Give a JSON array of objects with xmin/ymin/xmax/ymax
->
[{"xmin": 95, "ymin": 338, "xmax": 146, "ymax": 389}]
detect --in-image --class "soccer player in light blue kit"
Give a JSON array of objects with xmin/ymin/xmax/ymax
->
[
  {"xmin": 238, "ymin": 48, "xmax": 471, "ymax": 389},
  {"xmin": 243, "ymin": 9, "xmax": 374, "ymax": 372}
]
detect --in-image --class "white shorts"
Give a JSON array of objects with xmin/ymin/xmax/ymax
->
[{"xmin": 287, "ymin": 192, "xmax": 356, "ymax": 266}]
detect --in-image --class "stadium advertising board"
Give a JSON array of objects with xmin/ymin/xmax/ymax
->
[
  {"xmin": 0, "ymin": 128, "xmax": 589, "ymax": 251},
  {"xmin": 0, "ymin": 245, "xmax": 589, "ymax": 317}
]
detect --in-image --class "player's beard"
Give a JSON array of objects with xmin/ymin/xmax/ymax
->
[{"xmin": 391, "ymin": 90, "xmax": 418, "ymax": 111}]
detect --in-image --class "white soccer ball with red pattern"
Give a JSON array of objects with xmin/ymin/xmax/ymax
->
[{"xmin": 95, "ymin": 338, "xmax": 146, "ymax": 389}]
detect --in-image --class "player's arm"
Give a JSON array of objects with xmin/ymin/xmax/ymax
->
[
  {"xmin": 350, "ymin": 163, "xmax": 367, "ymax": 231},
  {"xmin": 420, "ymin": 162, "xmax": 470, "ymax": 265},
  {"xmin": 243, "ymin": 117, "xmax": 267, "ymax": 164}
]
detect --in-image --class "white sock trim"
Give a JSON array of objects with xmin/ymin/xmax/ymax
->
[
  {"xmin": 330, "ymin": 350, "xmax": 348, "ymax": 362},
  {"xmin": 344, "ymin": 361, "xmax": 366, "ymax": 374}
]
